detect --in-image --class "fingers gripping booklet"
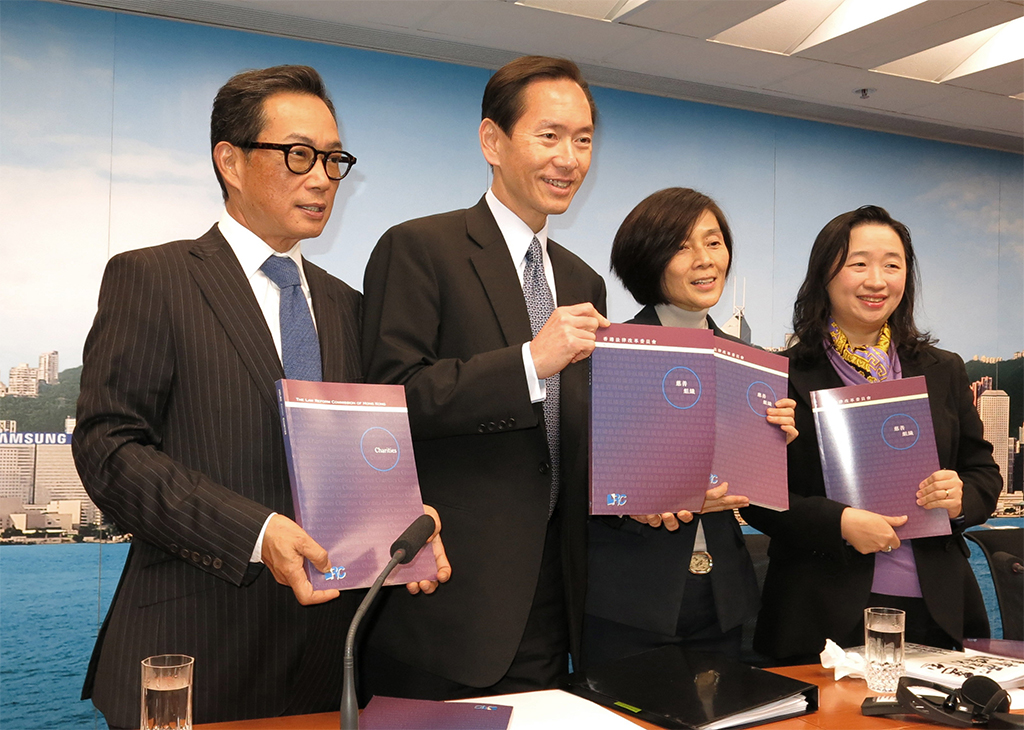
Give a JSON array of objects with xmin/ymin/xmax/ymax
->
[
  {"xmin": 276, "ymin": 380, "xmax": 436, "ymax": 591},
  {"xmin": 810, "ymin": 376, "xmax": 949, "ymax": 540}
]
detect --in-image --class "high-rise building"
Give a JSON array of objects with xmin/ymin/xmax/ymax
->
[
  {"xmin": 970, "ymin": 376, "xmax": 993, "ymax": 407},
  {"xmin": 720, "ymin": 277, "xmax": 752, "ymax": 344},
  {"xmin": 0, "ymin": 380, "xmax": 7, "ymax": 397},
  {"xmin": 0, "ymin": 444, "xmax": 35, "ymax": 501},
  {"xmin": 64, "ymin": 417, "xmax": 76, "ymax": 434},
  {"xmin": 38, "ymin": 351, "xmax": 59, "ymax": 385},
  {"xmin": 0, "ymin": 420, "xmax": 15, "ymax": 433},
  {"xmin": 34, "ymin": 444, "xmax": 89, "ymax": 506},
  {"xmin": 8, "ymin": 364, "xmax": 39, "ymax": 397},
  {"xmin": 978, "ymin": 389, "xmax": 1010, "ymax": 492}
]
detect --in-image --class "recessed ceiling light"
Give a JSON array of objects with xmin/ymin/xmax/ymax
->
[
  {"xmin": 873, "ymin": 16, "xmax": 1024, "ymax": 85},
  {"xmin": 515, "ymin": 0, "xmax": 649, "ymax": 22},
  {"xmin": 710, "ymin": 0, "xmax": 926, "ymax": 55}
]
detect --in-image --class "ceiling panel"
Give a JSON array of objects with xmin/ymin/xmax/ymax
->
[
  {"xmin": 906, "ymin": 87, "xmax": 1024, "ymax": 134},
  {"xmin": 619, "ymin": 0, "xmax": 784, "ymax": 39},
  {"xmin": 213, "ymin": 0, "xmax": 453, "ymax": 32},
  {"xmin": 946, "ymin": 61, "xmax": 1024, "ymax": 95},
  {"xmin": 602, "ymin": 31, "xmax": 822, "ymax": 91},
  {"xmin": 415, "ymin": 1, "xmax": 651, "ymax": 65}
]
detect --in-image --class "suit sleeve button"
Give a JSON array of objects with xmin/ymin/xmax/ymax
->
[
  {"xmin": 498, "ymin": 420, "xmax": 507, "ymax": 430},
  {"xmin": 539, "ymin": 462, "xmax": 549, "ymax": 475},
  {"xmin": 478, "ymin": 424, "xmax": 486, "ymax": 433},
  {"xmin": 202, "ymin": 555, "xmax": 212, "ymax": 566},
  {"xmin": 213, "ymin": 558, "xmax": 223, "ymax": 570},
  {"xmin": 487, "ymin": 422, "xmax": 496, "ymax": 432},
  {"xmin": 508, "ymin": 417, "xmax": 515, "ymax": 427},
  {"xmin": 191, "ymin": 551, "xmax": 201, "ymax": 563},
  {"xmin": 180, "ymin": 548, "xmax": 190, "ymax": 559}
]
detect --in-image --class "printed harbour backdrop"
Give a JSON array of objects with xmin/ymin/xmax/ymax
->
[{"xmin": 0, "ymin": 1, "xmax": 1021, "ymax": 728}]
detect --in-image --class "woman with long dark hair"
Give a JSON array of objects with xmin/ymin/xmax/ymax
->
[
  {"xmin": 584, "ymin": 188, "xmax": 797, "ymax": 665},
  {"xmin": 744, "ymin": 205, "xmax": 1001, "ymax": 664}
]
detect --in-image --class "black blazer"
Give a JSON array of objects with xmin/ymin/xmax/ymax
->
[
  {"xmin": 360, "ymin": 197, "xmax": 606, "ymax": 687},
  {"xmin": 743, "ymin": 344, "xmax": 1002, "ymax": 661},
  {"xmin": 73, "ymin": 226, "xmax": 363, "ymax": 727},
  {"xmin": 585, "ymin": 305, "xmax": 760, "ymax": 638}
]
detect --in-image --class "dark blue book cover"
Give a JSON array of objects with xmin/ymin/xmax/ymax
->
[
  {"xmin": 590, "ymin": 323, "xmax": 715, "ymax": 515},
  {"xmin": 811, "ymin": 376, "xmax": 949, "ymax": 540},
  {"xmin": 712, "ymin": 340, "xmax": 790, "ymax": 511},
  {"xmin": 360, "ymin": 696, "xmax": 512, "ymax": 729},
  {"xmin": 276, "ymin": 380, "xmax": 436, "ymax": 591}
]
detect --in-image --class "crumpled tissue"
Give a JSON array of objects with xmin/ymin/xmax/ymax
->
[{"xmin": 820, "ymin": 639, "xmax": 867, "ymax": 680}]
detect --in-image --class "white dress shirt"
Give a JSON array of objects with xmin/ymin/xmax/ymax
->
[
  {"xmin": 218, "ymin": 209, "xmax": 318, "ymax": 562},
  {"xmin": 484, "ymin": 189, "xmax": 556, "ymax": 404}
]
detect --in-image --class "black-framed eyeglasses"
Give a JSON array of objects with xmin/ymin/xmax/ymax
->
[{"xmin": 242, "ymin": 142, "xmax": 356, "ymax": 181}]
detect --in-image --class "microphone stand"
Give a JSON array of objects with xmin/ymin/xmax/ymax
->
[{"xmin": 340, "ymin": 513, "xmax": 436, "ymax": 730}]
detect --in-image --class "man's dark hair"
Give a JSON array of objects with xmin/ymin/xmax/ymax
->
[
  {"xmin": 481, "ymin": 56, "xmax": 596, "ymax": 135},
  {"xmin": 610, "ymin": 187, "xmax": 733, "ymax": 307},
  {"xmin": 210, "ymin": 64, "xmax": 336, "ymax": 200},
  {"xmin": 790, "ymin": 205, "xmax": 933, "ymax": 362}
]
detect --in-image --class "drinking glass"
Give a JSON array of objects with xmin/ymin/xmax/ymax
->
[
  {"xmin": 864, "ymin": 607, "xmax": 905, "ymax": 693},
  {"xmin": 141, "ymin": 654, "xmax": 193, "ymax": 730}
]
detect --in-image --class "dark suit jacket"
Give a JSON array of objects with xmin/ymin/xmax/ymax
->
[
  {"xmin": 743, "ymin": 344, "xmax": 1002, "ymax": 661},
  {"xmin": 360, "ymin": 197, "xmax": 606, "ymax": 687},
  {"xmin": 73, "ymin": 226, "xmax": 363, "ymax": 727},
  {"xmin": 585, "ymin": 306, "xmax": 760, "ymax": 639}
]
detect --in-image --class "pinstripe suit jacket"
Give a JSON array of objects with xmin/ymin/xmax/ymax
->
[{"xmin": 73, "ymin": 225, "xmax": 363, "ymax": 727}]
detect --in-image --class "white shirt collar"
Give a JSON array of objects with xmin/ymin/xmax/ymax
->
[
  {"xmin": 485, "ymin": 189, "xmax": 549, "ymax": 268},
  {"xmin": 217, "ymin": 209, "xmax": 305, "ymax": 281},
  {"xmin": 654, "ymin": 302, "xmax": 709, "ymax": 330}
]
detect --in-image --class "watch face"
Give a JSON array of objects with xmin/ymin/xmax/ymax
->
[{"xmin": 689, "ymin": 551, "xmax": 713, "ymax": 575}]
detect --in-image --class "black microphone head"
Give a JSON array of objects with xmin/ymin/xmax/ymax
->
[{"xmin": 390, "ymin": 513, "xmax": 436, "ymax": 564}]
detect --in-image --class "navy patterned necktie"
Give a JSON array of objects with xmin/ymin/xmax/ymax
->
[
  {"xmin": 260, "ymin": 255, "xmax": 322, "ymax": 382},
  {"xmin": 523, "ymin": 236, "xmax": 560, "ymax": 515}
]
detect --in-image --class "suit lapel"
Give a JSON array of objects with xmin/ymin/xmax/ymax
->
[
  {"xmin": 789, "ymin": 354, "xmax": 844, "ymax": 413},
  {"xmin": 186, "ymin": 226, "xmax": 283, "ymax": 414},
  {"xmin": 466, "ymin": 197, "xmax": 533, "ymax": 346}
]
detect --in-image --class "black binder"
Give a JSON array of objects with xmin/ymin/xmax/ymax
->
[{"xmin": 565, "ymin": 646, "xmax": 819, "ymax": 730}]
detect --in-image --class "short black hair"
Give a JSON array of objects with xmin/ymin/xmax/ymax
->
[
  {"xmin": 481, "ymin": 56, "xmax": 596, "ymax": 135},
  {"xmin": 790, "ymin": 205, "xmax": 933, "ymax": 362},
  {"xmin": 210, "ymin": 65, "xmax": 336, "ymax": 200},
  {"xmin": 610, "ymin": 187, "xmax": 733, "ymax": 306}
]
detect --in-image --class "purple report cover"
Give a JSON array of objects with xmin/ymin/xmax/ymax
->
[
  {"xmin": 811, "ymin": 376, "xmax": 948, "ymax": 540},
  {"xmin": 277, "ymin": 380, "xmax": 436, "ymax": 591},
  {"xmin": 712, "ymin": 339, "xmax": 790, "ymax": 511},
  {"xmin": 590, "ymin": 323, "xmax": 715, "ymax": 515},
  {"xmin": 360, "ymin": 696, "xmax": 512, "ymax": 729}
]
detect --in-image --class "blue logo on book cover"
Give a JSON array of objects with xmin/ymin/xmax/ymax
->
[
  {"xmin": 662, "ymin": 367, "xmax": 701, "ymax": 410},
  {"xmin": 323, "ymin": 566, "xmax": 346, "ymax": 581},
  {"xmin": 746, "ymin": 381, "xmax": 777, "ymax": 417},
  {"xmin": 607, "ymin": 493, "xmax": 627, "ymax": 507},
  {"xmin": 881, "ymin": 414, "xmax": 920, "ymax": 450},
  {"xmin": 360, "ymin": 427, "xmax": 401, "ymax": 471}
]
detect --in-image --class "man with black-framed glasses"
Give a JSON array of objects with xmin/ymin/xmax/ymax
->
[{"xmin": 74, "ymin": 64, "xmax": 449, "ymax": 728}]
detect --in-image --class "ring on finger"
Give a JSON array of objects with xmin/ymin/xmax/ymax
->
[{"xmin": 885, "ymin": 545, "xmax": 893, "ymax": 552}]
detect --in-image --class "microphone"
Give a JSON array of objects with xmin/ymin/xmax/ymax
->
[{"xmin": 340, "ymin": 513, "xmax": 437, "ymax": 730}]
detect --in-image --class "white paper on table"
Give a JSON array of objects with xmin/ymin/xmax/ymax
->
[{"xmin": 450, "ymin": 689, "xmax": 639, "ymax": 729}]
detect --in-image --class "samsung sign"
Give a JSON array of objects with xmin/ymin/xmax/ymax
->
[{"xmin": 0, "ymin": 433, "xmax": 72, "ymax": 445}]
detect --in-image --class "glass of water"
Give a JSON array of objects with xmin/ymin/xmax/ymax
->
[
  {"xmin": 864, "ymin": 607, "xmax": 905, "ymax": 693},
  {"xmin": 141, "ymin": 654, "xmax": 193, "ymax": 730}
]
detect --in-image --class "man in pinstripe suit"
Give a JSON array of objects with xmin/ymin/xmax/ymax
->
[{"xmin": 73, "ymin": 66, "xmax": 447, "ymax": 728}]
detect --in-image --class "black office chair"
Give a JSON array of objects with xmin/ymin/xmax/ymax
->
[{"xmin": 965, "ymin": 528, "xmax": 1024, "ymax": 641}]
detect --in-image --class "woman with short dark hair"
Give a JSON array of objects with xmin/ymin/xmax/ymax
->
[
  {"xmin": 743, "ymin": 205, "xmax": 1002, "ymax": 665},
  {"xmin": 584, "ymin": 188, "xmax": 796, "ymax": 665}
]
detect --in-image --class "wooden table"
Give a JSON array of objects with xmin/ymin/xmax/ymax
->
[{"xmin": 195, "ymin": 664, "xmax": 965, "ymax": 729}]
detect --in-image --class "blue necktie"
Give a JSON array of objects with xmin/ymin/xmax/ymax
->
[
  {"xmin": 260, "ymin": 255, "xmax": 322, "ymax": 382},
  {"xmin": 523, "ymin": 236, "xmax": 560, "ymax": 516}
]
